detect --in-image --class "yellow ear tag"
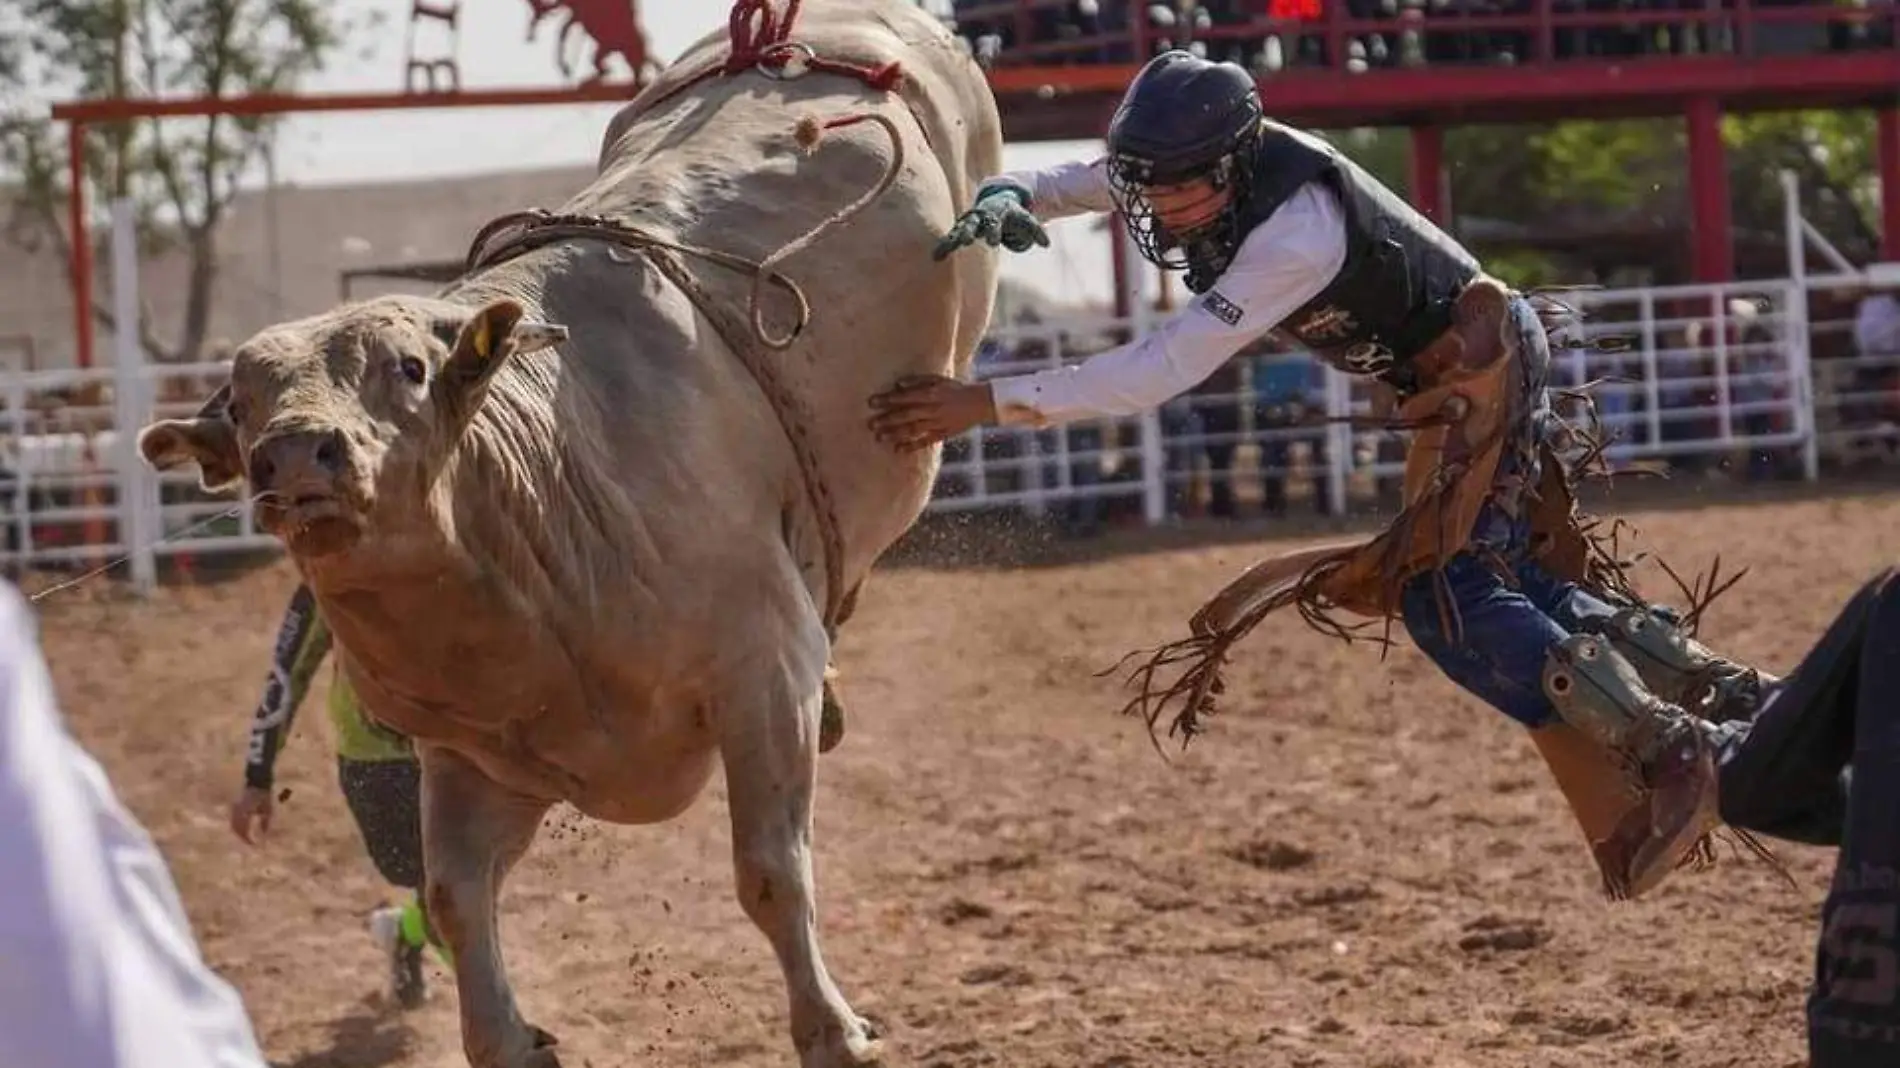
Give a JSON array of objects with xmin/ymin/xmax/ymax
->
[{"xmin": 470, "ymin": 315, "xmax": 493, "ymax": 360}]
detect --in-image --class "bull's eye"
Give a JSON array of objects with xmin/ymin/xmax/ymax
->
[
  {"xmin": 226, "ymin": 398, "xmax": 247, "ymax": 425},
  {"xmin": 398, "ymin": 355, "xmax": 428, "ymax": 386}
]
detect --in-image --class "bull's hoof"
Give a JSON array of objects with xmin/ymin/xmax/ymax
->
[
  {"xmin": 842, "ymin": 1034, "xmax": 885, "ymax": 1067},
  {"xmin": 819, "ymin": 672, "xmax": 846, "ymax": 754},
  {"xmin": 837, "ymin": 1013, "xmax": 885, "ymax": 1067},
  {"xmin": 523, "ymin": 1025, "xmax": 563, "ymax": 1068},
  {"xmin": 848, "ymin": 1014, "xmax": 886, "ymax": 1064},
  {"xmin": 797, "ymin": 1013, "xmax": 884, "ymax": 1068}
]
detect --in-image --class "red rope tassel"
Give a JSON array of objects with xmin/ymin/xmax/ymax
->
[
  {"xmin": 723, "ymin": 0, "xmax": 795, "ymax": 75},
  {"xmin": 641, "ymin": 0, "xmax": 905, "ymax": 123},
  {"xmin": 722, "ymin": 0, "xmax": 903, "ymax": 91}
]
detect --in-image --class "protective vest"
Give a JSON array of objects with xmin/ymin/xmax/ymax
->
[{"xmin": 1191, "ymin": 121, "xmax": 1482, "ymax": 389}]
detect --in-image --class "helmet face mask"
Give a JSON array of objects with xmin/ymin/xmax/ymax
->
[
  {"xmin": 1106, "ymin": 153, "xmax": 1242, "ymax": 271},
  {"xmin": 1103, "ymin": 50, "xmax": 1263, "ymax": 276}
]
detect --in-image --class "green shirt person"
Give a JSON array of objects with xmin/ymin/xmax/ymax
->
[{"xmin": 230, "ymin": 583, "xmax": 439, "ymax": 1008}]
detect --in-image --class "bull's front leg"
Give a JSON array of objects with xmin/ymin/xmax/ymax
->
[
  {"xmin": 715, "ymin": 612, "xmax": 881, "ymax": 1067},
  {"xmin": 420, "ymin": 745, "xmax": 558, "ymax": 1068}
]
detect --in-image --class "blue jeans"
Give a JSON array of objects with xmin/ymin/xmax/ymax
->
[
  {"xmin": 1396, "ymin": 293, "xmax": 1611, "ymax": 729},
  {"xmin": 1401, "ymin": 553, "xmax": 1618, "ymax": 728}
]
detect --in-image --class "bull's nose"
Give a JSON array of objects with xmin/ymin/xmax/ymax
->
[{"xmin": 249, "ymin": 428, "xmax": 348, "ymax": 492}]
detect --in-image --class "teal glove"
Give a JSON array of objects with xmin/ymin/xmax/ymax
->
[{"xmin": 932, "ymin": 186, "xmax": 1049, "ymax": 261}]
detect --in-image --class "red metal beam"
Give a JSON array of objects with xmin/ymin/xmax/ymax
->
[
  {"xmin": 51, "ymin": 81, "xmax": 645, "ymax": 368},
  {"xmin": 988, "ymin": 52, "xmax": 1900, "ymax": 138},
  {"xmin": 1409, "ymin": 125, "xmax": 1445, "ymax": 226},
  {"xmin": 1882, "ymin": 108, "xmax": 1900, "ymax": 262},
  {"xmin": 1685, "ymin": 95, "xmax": 1732, "ymax": 283},
  {"xmin": 49, "ymin": 81, "xmax": 642, "ymax": 123},
  {"xmin": 985, "ymin": 2, "xmax": 1896, "ymax": 68}
]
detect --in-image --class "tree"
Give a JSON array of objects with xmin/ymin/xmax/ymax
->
[
  {"xmin": 1725, "ymin": 110, "xmax": 1879, "ymax": 263},
  {"xmin": 0, "ymin": 1, "xmax": 370, "ymax": 364},
  {"xmin": 1407, "ymin": 111, "xmax": 1879, "ymax": 284}
]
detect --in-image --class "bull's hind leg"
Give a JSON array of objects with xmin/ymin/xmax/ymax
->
[
  {"xmin": 716, "ymin": 612, "xmax": 880, "ymax": 1067},
  {"xmin": 420, "ymin": 745, "xmax": 559, "ymax": 1068}
]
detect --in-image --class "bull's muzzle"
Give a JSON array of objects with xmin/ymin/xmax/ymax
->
[
  {"xmin": 249, "ymin": 427, "xmax": 348, "ymax": 497},
  {"xmin": 248, "ymin": 425, "xmax": 366, "ymax": 556}
]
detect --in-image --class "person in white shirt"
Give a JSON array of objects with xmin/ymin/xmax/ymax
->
[
  {"xmin": 1853, "ymin": 288, "xmax": 1900, "ymax": 358},
  {"xmin": 868, "ymin": 49, "xmax": 1776, "ymax": 900},
  {"xmin": 0, "ymin": 580, "xmax": 270, "ymax": 1068}
]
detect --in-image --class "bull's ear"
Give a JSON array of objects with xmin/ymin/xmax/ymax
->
[
  {"xmin": 437, "ymin": 298, "xmax": 568, "ymax": 414},
  {"xmin": 137, "ymin": 416, "xmax": 243, "ymax": 492}
]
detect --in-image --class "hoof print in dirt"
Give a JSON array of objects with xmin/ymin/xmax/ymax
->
[
  {"xmin": 1509, "ymin": 1007, "xmax": 1629, "ymax": 1045},
  {"xmin": 957, "ymin": 962, "xmax": 1033, "ymax": 987},
  {"xmin": 1313, "ymin": 1016, "xmax": 1349, "ymax": 1035},
  {"xmin": 1291, "ymin": 883, "xmax": 1377, "ymax": 908},
  {"xmin": 917, "ymin": 1037, "xmax": 1001, "ymax": 1067},
  {"xmin": 1226, "ymin": 838, "xmax": 1317, "ymax": 871},
  {"xmin": 938, "ymin": 898, "xmax": 995, "ymax": 926},
  {"xmin": 1457, "ymin": 914, "xmax": 1549, "ymax": 953}
]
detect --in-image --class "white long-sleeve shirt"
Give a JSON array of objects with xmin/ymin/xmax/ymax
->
[
  {"xmin": 0, "ymin": 584, "xmax": 269, "ymax": 1068},
  {"xmin": 980, "ymin": 158, "xmax": 1349, "ymax": 427}
]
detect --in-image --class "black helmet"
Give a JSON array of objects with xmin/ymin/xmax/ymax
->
[
  {"xmin": 1104, "ymin": 51, "xmax": 1263, "ymax": 274},
  {"xmin": 1107, "ymin": 51, "xmax": 1262, "ymax": 185}
]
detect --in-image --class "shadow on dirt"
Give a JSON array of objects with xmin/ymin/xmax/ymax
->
[{"xmin": 273, "ymin": 999, "xmax": 415, "ymax": 1068}]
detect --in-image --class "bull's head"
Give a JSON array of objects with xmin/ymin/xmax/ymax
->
[{"xmin": 136, "ymin": 295, "xmax": 567, "ymax": 558}]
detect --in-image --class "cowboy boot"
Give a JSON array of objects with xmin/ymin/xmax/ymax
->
[
  {"xmin": 1542, "ymin": 633, "xmax": 1722, "ymax": 900},
  {"xmin": 1602, "ymin": 606, "xmax": 1779, "ymax": 725}
]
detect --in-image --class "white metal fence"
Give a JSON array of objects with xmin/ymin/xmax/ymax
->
[
  {"xmin": 4, "ymin": 203, "xmax": 1895, "ymax": 592},
  {"xmin": 930, "ymin": 277, "xmax": 1826, "ymax": 529},
  {"xmin": 8, "ymin": 273, "xmax": 1876, "ymax": 591}
]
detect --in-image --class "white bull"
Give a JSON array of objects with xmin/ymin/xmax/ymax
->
[{"xmin": 136, "ymin": 2, "xmax": 1003, "ymax": 1064}]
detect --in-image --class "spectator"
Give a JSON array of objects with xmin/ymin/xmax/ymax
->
[
  {"xmin": 1730, "ymin": 304, "xmax": 1792, "ymax": 480},
  {"xmin": 1158, "ymin": 392, "xmax": 1206, "ymax": 517},
  {"xmin": 1850, "ymin": 284, "xmax": 1900, "ymax": 451},
  {"xmin": 1853, "ymin": 285, "xmax": 1900, "ymax": 357},
  {"xmin": 1184, "ymin": 356, "xmax": 1248, "ymax": 517},
  {"xmin": 1253, "ymin": 347, "xmax": 1335, "ymax": 516}
]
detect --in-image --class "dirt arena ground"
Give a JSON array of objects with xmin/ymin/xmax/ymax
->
[{"xmin": 30, "ymin": 485, "xmax": 1899, "ymax": 1068}]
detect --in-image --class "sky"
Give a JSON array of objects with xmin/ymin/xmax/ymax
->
[{"xmin": 267, "ymin": 0, "xmax": 1122, "ymax": 308}]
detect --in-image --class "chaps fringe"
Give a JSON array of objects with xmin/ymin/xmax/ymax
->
[{"xmin": 1099, "ymin": 327, "xmax": 1792, "ymax": 887}]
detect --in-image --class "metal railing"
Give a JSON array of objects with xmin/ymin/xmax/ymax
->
[
  {"xmin": 4, "ymin": 271, "xmax": 1891, "ymax": 590},
  {"xmin": 948, "ymin": 0, "xmax": 1899, "ymax": 74}
]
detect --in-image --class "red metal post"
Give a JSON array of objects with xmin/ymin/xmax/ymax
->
[
  {"xmin": 1325, "ymin": 0, "xmax": 1346, "ymax": 78},
  {"xmin": 67, "ymin": 122, "xmax": 94, "ymax": 369},
  {"xmin": 1685, "ymin": 95, "xmax": 1733, "ymax": 282},
  {"xmin": 1409, "ymin": 123, "xmax": 1446, "ymax": 225},
  {"xmin": 1109, "ymin": 211, "xmax": 1131, "ymax": 321},
  {"xmin": 1880, "ymin": 106, "xmax": 1900, "ymax": 262}
]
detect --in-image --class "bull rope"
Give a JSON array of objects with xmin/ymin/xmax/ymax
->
[{"xmin": 461, "ymin": 0, "xmax": 911, "ymax": 631}]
